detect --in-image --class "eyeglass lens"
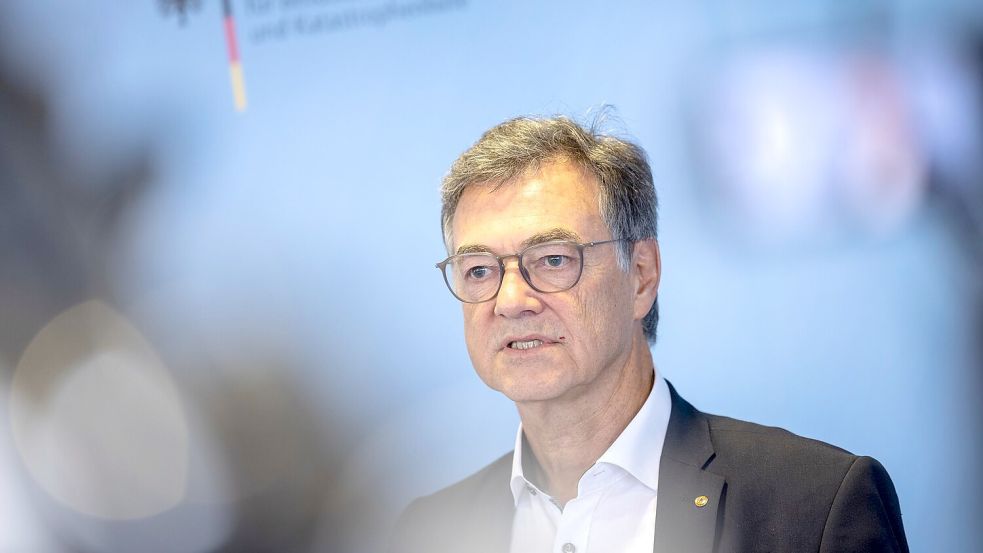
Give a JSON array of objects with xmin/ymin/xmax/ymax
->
[{"xmin": 443, "ymin": 242, "xmax": 584, "ymax": 303}]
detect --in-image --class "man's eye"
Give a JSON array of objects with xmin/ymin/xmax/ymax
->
[
  {"xmin": 467, "ymin": 266, "xmax": 492, "ymax": 279},
  {"xmin": 542, "ymin": 255, "xmax": 570, "ymax": 268}
]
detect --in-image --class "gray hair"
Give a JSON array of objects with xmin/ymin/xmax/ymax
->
[{"xmin": 440, "ymin": 113, "xmax": 660, "ymax": 343}]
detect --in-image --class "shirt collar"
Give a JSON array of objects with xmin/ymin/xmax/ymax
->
[
  {"xmin": 509, "ymin": 369, "xmax": 672, "ymax": 504},
  {"xmin": 595, "ymin": 371, "xmax": 671, "ymax": 493},
  {"xmin": 510, "ymin": 423, "xmax": 537, "ymax": 505}
]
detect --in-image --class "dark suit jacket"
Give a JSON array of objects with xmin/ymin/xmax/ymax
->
[{"xmin": 393, "ymin": 383, "xmax": 909, "ymax": 553}]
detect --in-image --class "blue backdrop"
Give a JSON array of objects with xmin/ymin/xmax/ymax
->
[{"xmin": 0, "ymin": 1, "xmax": 980, "ymax": 552}]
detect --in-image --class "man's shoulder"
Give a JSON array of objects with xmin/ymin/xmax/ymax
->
[
  {"xmin": 699, "ymin": 409, "xmax": 875, "ymax": 504},
  {"xmin": 408, "ymin": 451, "xmax": 513, "ymax": 515},
  {"xmin": 391, "ymin": 452, "xmax": 514, "ymax": 553},
  {"xmin": 677, "ymin": 401, "xmax": 907, "ymax": 551},
  {"xmin": 666, "ymin": 382, "xmax": 861, "ymax": 480},
  {"xmin": 705, "ymin": 411, "xmax": 856, "ymax": 466}
]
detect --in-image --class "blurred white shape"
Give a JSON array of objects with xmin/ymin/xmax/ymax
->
[
  {"xmin": 757, "ymin": 103, "xmax": 794, "ymax": 175},
  {"xmin": 707, "ymin": 52, "xmax": 840, "ymax": 239},
  {"xmin": 0, "ymin": 369, "xmax": 62, "ymax": 552},
  {"xmin": 8, "ymin": 300, "xmax": 190, "ymax": 520},
  {"xmin": 697, "ymin": 46, "xmax": 934, "ymax": 243}
]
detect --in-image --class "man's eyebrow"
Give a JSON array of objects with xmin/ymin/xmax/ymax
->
[
  {"xmin": 520, "ymin": 228, "xmax": 582, "ymax": 249},
  {"xmin": 455, "ymin": 244, "xmax": 495, "ymax": 255},
  {"xmin": 454, "ymin": 228, "xmax": 583, "ymax": 256}
]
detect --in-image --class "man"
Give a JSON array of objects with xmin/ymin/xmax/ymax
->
[{"xmin": 393, "ymin": 115, "xmax": 909, "ymax": 553}]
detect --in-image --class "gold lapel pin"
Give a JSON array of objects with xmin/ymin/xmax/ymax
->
[{"xmin": 694, "ymin": 495, "xmax": 709, "ymax": 508}]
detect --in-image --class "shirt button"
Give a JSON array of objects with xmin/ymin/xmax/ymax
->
[
  {"xmin": 562, "ymin": 543, "xmax": 576, "ymax": 553},
  {"xmin": 526, "ymin": 485, "xmax": 537, "ymax": 496}
]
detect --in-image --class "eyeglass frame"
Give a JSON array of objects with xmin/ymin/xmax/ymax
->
[{"xmin": 435, "ymin": 238, "xmax": 630, "ymax": 304}]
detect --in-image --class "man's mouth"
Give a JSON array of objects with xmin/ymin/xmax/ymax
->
[{"xmin": 509, "ymin": 339, "xmax": 544, "ymax": 350}]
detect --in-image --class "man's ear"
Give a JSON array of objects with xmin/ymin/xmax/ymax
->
[{"xmin": 631, "ymin": 239, "xmax": 661, "ymax": 321}]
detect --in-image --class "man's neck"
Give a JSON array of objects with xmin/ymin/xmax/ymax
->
[{"xmin": 515, "ymin": 333, "xmax": 655, "ymax": 505}]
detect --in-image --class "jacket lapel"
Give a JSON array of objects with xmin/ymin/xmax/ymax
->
[{"xmin": 654, "ymin": 382, "xmax": 725, "ymax": 553}]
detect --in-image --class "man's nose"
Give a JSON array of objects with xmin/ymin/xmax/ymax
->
[{"xmin": 493, "ymin": 262, "xmax": 544, "ymax": 318}]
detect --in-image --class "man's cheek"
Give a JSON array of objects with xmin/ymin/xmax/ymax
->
[{"xmin": 460, "ymin": 308, "xmax": 478, "ymax": 339}]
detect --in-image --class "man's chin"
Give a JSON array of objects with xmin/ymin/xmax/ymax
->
[
  {"xmin": 473, "ymin": 356, "xmax": 574, "ymax": 402},
  {"xmin": 495, "ymin": 379, "xmax": 572, "ymax": 404}
]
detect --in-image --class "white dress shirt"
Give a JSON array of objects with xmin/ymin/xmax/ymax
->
[{"xmin": 508, "ymin": 372, "xmax": 672, "ymax": 553}]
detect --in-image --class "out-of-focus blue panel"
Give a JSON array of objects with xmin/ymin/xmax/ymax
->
[{"xmin": 0, "ymin": 1, "xmax": 979, "ymax": 551}]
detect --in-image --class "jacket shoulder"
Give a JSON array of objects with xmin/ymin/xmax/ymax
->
[
  {"xmin": 700, "ymin": 413, "xmax": 907, "ymax": 551},
  {"xmin": 418, "ymin": 451, "xmax": 512, "ymax": 504},
  {"xmin": 704, "ymin": 411, "xmax": 859, "ymax": 506},
  {"xmin": 391, "ymin": 452, "xmax": 513, "ymax": 553},
  {"xmin": 706, "ymin": 412, "xmax": 855, "ymax": 466}
]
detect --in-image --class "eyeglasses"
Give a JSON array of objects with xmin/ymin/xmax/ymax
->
[{"xmin": 435, "ymin": 239, "xmax": 627, "ymax": 303}]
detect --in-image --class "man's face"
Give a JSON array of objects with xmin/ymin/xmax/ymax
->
[{"xmin": 450, "ymin": 161, "xmax": 642, "ymax": 404}]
